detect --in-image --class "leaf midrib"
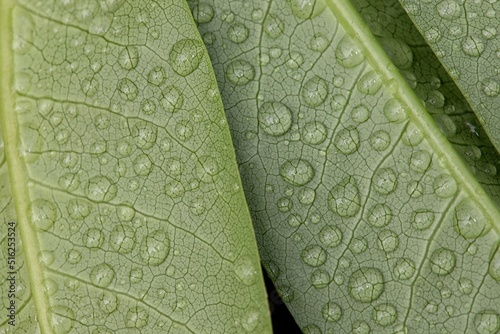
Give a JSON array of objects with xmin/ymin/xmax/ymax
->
[
  {"xmin": 0, "ymin": 1, "xmax": 52, "ymax": 332},
  {"xmin": 327, "ymin": 0, "xmax": 500, "ymax": 232}
]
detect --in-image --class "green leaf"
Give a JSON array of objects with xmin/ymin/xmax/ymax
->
[
  {"xmin": 0, "ymin": 0, "xmax": 271, "ymax": 333},
  {"xmin": 190, "ymin": 0, "xmax": 500, "ymax": 332},
  {"xmin": 398, "ymin": 0, "xmax": 500, "ymax": 153}
]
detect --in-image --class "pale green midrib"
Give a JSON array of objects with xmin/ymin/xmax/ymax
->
[
  {"xmin": 0, "ymin": 1, "xmax": 53, "ymax": 333},
  {"xmin": 326, "ymin": 0, "xmax": 500, "ymax": 234}
]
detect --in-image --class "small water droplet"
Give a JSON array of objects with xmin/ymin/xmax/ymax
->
[
  {"xmin": 328, "ymin": 176, "xmax": 361, "ymax": 217},
  {"xmin": 169, "ymin": 39, "xmax": 204, "ymax": 76},
  {"xmin": 227, "ymin": 23, "xmax": 249, "ymax": 44},
  {"xmin": 131, "ymin": 121, "xmax": 157, "ymax": 149},
  {"xmin": 378, "ymin": 229, "xmax": 399, "ymax": 252},
  {"xmin": 402, "ymin": 122, "xmax": 423, "ymax": 146},
  {"xmin": 286, "ymin": 51, "xmax": 304, "ymax": 69},
  {"xmin": 319, "ymin": 225, "xmax": 342, "ymax": 247},
  {"xmin": 488, "ymin": 247, "xmax": 500, "ymax": 281},
  {"xmin": 290, "ymin": 0, "xmax": 326, "ymax": 19},
  {"xmin": 384, "ymin": 98, "xmax": 407, "ymax": 123},
  {"xmin": 352, "ymin": 321, "xmax": 370, "ymax": 334},
  {"xmin": 410, "ymin": 150, "xmax": 432, "ymax": 173},
  {"xmin": 118, "ymin": 46, "xmax": 139, "ymax": 70},
  {"xmin": 118, "ymin": 78, "xmax": 138, "ymax": 101},
  {"xmin": 90, "ymin": 263, "xmax": 115, "ymax": 288},
  {"xmin": 140, "ymin": 229, "xmax": 170, "ymax": 266},
  {"xmin": 430, "ymin": 248, "xmax": 456, "ymax": 275},
  {"xmin": 373, "ymin": 303, "xmax": 397, "ymax": 327},
  {"xmin": 301, "ymin": 76, "xmax": 328, "ymax": 107},
  {"xmin": 226, "ymin": 60, "xmax": 255, "ymax": 86},
  {"xmin": 425, "ymin": 302, "xmax": 438, "ymax": 314},
  {"xmin": 258, "ymin": 102, "xmax": 292, "ymax": 136},
  {"xmin": 412, "ymin": 210, "xmax": 435, "ymax": 230},
  {"xmin": 51, "ymin": 305, "xmax": 75, "ymax": 333},
  {"xmin": 264, "ymin": 14, "xmax": 284, "ymax": 39},
  {"xmin": 367, "ymin": 204, "xmax": 392, "ymax": 228},
  {"xmin": 348, "ymin": 267, "xmax": 385, "ymax": 302},
  {"xmin": 192, "ymin": 3, "xmax": 214, "ymax": 24},
  {"xmin": 110, "ymin": 225, "xmax": 136, "ymax": 254},
  {"xmin": 336, "ymin": 35, "xmax": 364, "ymax": 68},
  {"xmin": 234, "ymin": 255, "xmax": 257, "ymax": 286},
  {"xmin": 351, "ymin": 104, "xmax": 370, "ymax": 123},
  {"xmin": 436, "ymin": 0, "xmax": 462, "ymax": 19},
  {"xmin": 301, "ymin": 245, "xmax": 327, "ymax": 267},
  {"xmin": 482, "ymin": 78, "xmax": 499, "ymax": 97},
  {"xmin": 125, "ymin": 306, "xmax": 149, "ymax": 329},
  {"xmin": 30, "ymin": 199, "xmax": 57, "ymax": 231},
  {"xmin": 311, "ymin": 269, "xmax": 330, "ymax": 289},
  {"xmin": 369, "ymin": 130, "xmax": 391, "ymax": 151},
  {"xmin": 330, "ymin": 94, "xmax": 347, "ymax": 110},
  {"xmin": 454, "ymin": 198, "xmax": 489, "ymax": 239},
  {"xmin": 357, "ymin": 71, "xmax": 382, "ymax": 95},
  {"xmin": 322, "ymin": 302, "xmax": 342, "ymax": 322},
  {"xmin": 81, "ymin": 77, "xmax": 99, "ymax": 97},
  {"xmin": 133, "ymin": 154, "xmax": 153, "ymax": 176},
  {"xmin": 462, "ymin": 35, "xmax": 485, "ymax": 57},
  {"xmin": 350, "ymin": 237, "xmax": 368, "ymax": 254},
  {"xmin": 83, "ymin": 228, "xmax": 104, "ymax": 248},
  {"xmin": 373, "ymin": 168, "xmax": 397, "ymax": 194},
  {"xmin": 67, "ymin": 198, "xmax": 92, "ymax": 219},
  {"xmin": 279, "ymin": 159, "xmax": 314, "ymax": 186},
  {"xmin": 310, "ymin": 33, "xmax": 329, "ymax": 52},
  {"xmin": 298, "ymin": 187, "xmax": 316, "ymax": 205},
  {"xmin": 334, "ymin": 126, "xmax": 360, "ymax": 155}
]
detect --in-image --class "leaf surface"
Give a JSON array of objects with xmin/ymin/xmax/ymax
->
[
  {"xmin": 190, "ymin": 0, "xmax": 500, "ymax": 332},
  {"xmin": 0, "ymin": 0, "xmax": 271, "ymax": 333}
]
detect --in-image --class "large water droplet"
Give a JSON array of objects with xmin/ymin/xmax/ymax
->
[
  {"xmin": 258, "ymin": 102, "xmax": 292, "ymax": 136},
  {"xmin": 90, "ymin": 263, "xmax": 115, "ymax": 288},
  {"xmin": 301, "ymin": 245, "xmax": 327, "ymax": 267},
  {"xmin": 334, "ymin": 126, "xmax": 360, "ymax": 155},
  {"xmin": 430, "ymin": 248, "xmax": 456, "ymax": 275},
  {"xmin": 140, "ymin": 229, "xmax": 170, "ymax": 266},
  {"xmin": 328, "ymin": 176, "xmax": 361, "ymax": 217},
  {"xmin": 393, "ymin": 258, "xmax": 416, "ymax": 280},
  {"xmin": 454, "ymin": 198, "xmax": 489, "ymax": 239},
  {"xmin": 336, "ymin": 35, "xmax": 364, "ymax": 68},
  {"xmin": 433, "ymin": 174, "xmax": 457, "ymax": 198},
  {"xmin": 373, "ymin": 304, "xmax": 398, "ymax": 327},
  {"xmin": 373, "ymin": 168, "xmax": 397, "ymax": 194},
  {"xmin": 474, "ymin": 310, "xmax": 500, "ymax": 334},
  {"xmin": 436, "ymin": 0, "xmax": 462, "ymax": 19},
  {"xmin": 301, "ymin": 76, "xmax": 328, "ymax": 107},
  {"xmin": 109, "ymin": 225, "xmax": 136, "ymax": 254},
  {"xmin": 348, "ymin": 267, "xmax": 385, "ymax": 302},
  {"xmin": 322, "ymin": 302, "xmax": 342, "ymax": 322},
  {"xmin": 192, "ymin": 3, "xmax": 214, "ymax": 24},
  {"xmin": 279, "ymin": 159, "xmax": 315, "ymax": 186},
  {"xmin": 169, "ymin": 39, "xmax": 204, "ymax": 76},
  {"xmin": 30, "ymin": 199, "xmax": 57, "ymax": 230},
  {"xmin": 226, "ymin": 60, "xmax": 255, "ymax": 86}
]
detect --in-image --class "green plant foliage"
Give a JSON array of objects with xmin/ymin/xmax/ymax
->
[
  {"xmin": 189, "ymin": 0, "xmax": 500, "ymax": 332},
  {"xmin": 0, "ymin": 0, "xmax": 271, "ymax": 333}
]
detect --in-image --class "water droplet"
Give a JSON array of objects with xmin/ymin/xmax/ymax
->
[
  {"xmin": 433, "ymin": 174, "xmax": 457, "ymax": 198},
  {"xmin": 264, "ymin": 14, "xmax": 284, "ymax": 39},
  {"xmin": 410, "ymin": 150, "xmax": 432, "ymax": 173},
  {"xmin": 234, "ymin": 255, "xmax": 257, "ymax": 286},
  {"xmin": 290, "ymin": 0, "xmax": 326, "ymax": 19},
  {"xmin": 301, "ymin": 245, "xmax": 327, "ymax": 267},
  {"xmin": 430, "ymin": 248, "xmax": 456, "ymax": 275},
  {"xmin": 384, "ymin": 98, "xmax": 407, "ymax": 123},
  {"xmin": 85, "ymin": 175, "xmax": 117, "ymax": 201},
  {"xmin": 412, "ymin": 210, "xmax": 435, "ymax": 230},
  {"xmin": 39, "ymin": 251, "xmax": 55, "ymax": 266},
  {"xmin": 13, "ymin": 11, "xmax": 34, "ymax": 55},
  {"xmin": 275, "ymin": 283, "xmax": 294, "ymax": 302},
  {"xmin": 241, "ymin": 308, "xmax": 260, "ymax": 332},
  {"xmin": 379, "ymin": 37, "xmax": 414, "ymax": 69},
  {"xmin": 319, "ymin": 225, "xmax": 342, "ymax": 247},
  {"xmin": 227, "ymin": 23, "xmax": 249, "ymax": 43},
  {"xmin": 298, "ymin": 187, "xmax": 316, "ymax": 205},
  {"xmin": 110, "ymin": 225, "xmax": 135, "ymax": 254},
  {"xmin": 488, "ymin": 247, "xmax": 500, "ymax": 281},
  {"xmin": 393, "ymin": 258, "xmax": 416, "ymax": 280},
  {"xmin": 169, "ymin": 39, "xmax": 204, "ymax": 76},
  {"xmin": 378, "ymin": 229, "xmax": 399, "ymax": 252},
  {"xmin": 90, "ymin": 263, "xmax": 115, "ymax": 288},
  {"xmin": 197, "ymin": 155, "xmax": 219, "ymax": 182},
  {"xmin": 311, "ymin": 269, "xmax": 330, "ymax": 289},
  {"xmin": 140, "ymin": 229, "xmax": 170, "ymax": 266},
  {"xmin": 226, "ymin": 60, "xmax": 255, "ymax": 86},
  {"xmin": 348, "ymin": 267, "xmax": 385, "ymax": 302},
  {"xmin": 458, "ymin": 277, "xmax": 473, "ymax": 295},
  {"xmin": 83, "ymin": 228, "xmax": 104, "ymax": 248},
  {"xmin": 30, "ymin": 199, "xmax": 57, "ymax": 231},
  {"xmin": 89, "ymin": 14, "xmax": 112, "ymax": 35},
  {"xmin": 302, "ymin": 76, "xmax": 329, "ymax": 107},
  {"xmin": 367, "ymin": 204, "xmax": 392, "ymax": 228},
  {"xmin": 67, "ymin": 198, "xmax": 91, "ymax": 219},
  {"xmin": 165, "ymin": 180, "xmax": 185, "ymax": 198},
  {"xmin": 483, "ymin": 78, "xmax": 499, "ymax": 97},
  {"xmin": 328, "ymin": 176, "xmax": 361, "ymax": 217},
  {"xmin": 258, "ymin": 102, "xmax": 292, "ymax": 136},
  {"xmin": 146, "ymin": 66, "xmax": 165, "ymax": 86},
  {"xmin": 425, "ymin": 302, "xmax": 438, "ymax": 314},
  {"xmin": 402, "ymin": 122, "xmax": 423, "ymax": 146},
  {"xmin": 334, "ymin": 126, "xmax": 360, "ymax": 155},
  {"xmin": 336, "ymin": 35, "xmax": 364, "ymax": 68},
  {"xmin": 279, "ymin": 159, "xmax": 315, "ymax": 186},
  {"xmin": 133, "ymin": 154, "xmax": 153, "ymax": 176},
  {"xmin": 310, "ymin": 33, "xmax": 328, "ymax": 52},
  {"xmin": 286, "ymin": 51, "xmax": 304, "ymax": 69},
  {"xmin": 302, "ymin": 122, "xmax": 327, "ymax": 145},
  {"xmin": 161, "ymin": 85, "xmax": 184, "ymax": 113},
  {"xmin": 437, "ymin": 0, "xmax": 462, "ymax": 19},
  {"xmin": 81, "ymin": 77, "xmax": 99, "ymax": 97},
  {"xmin": 351, "ymin": 105, "xmax": 370, "ymax": 123},
  {"xmin": 116, "ymin": 206, "xmax": 135, "ymax": 222},
  {"xmin": 352, "ymin": 321, "xmax": 370, "ymax": 334},
  {"xmin": 373, "ymin": 303, "xmax": 397, "ymax": 327},
  {"xmin": 118, "ymin": 78, "xmax": 138, "ymax": 101},
  {"xmin": 192, "ymin": 3, "xmax": 214, "ymax": 24},
  {"xmin": 462, "ymin": 35, "xmax": 485, "ymax": 57},
  {"xmin": 131, "ymin": 120, "xmax": 157, "ymax": 149},
  {"xmin": 373, "ymin": 168, "xmax": 397, "ymax": 194},
  {"xmin": 350, "ymin": 237, "xmax": 368, "ymax": 254},
  {"xmin": 66, "ymin": 249, "xmax": 82, "ymax": 264},
  {"xmin": 302, "ymin": 324, "xmax": 321, "ymax": 334},
  {"xmin": 434, "ymin": 114, "xmax": 456, "ymax": 138},
  {"xmin": 51, "ymin": 305, "xmax": 75, "ymax": 333},
  {"xmin": 322, "ymin": 302, "xmax": 342, "ymax": 322},
  {"xmin": 330, "ymin": 94, "xmax": 347, "ymax": 110},
  {"xmin": 370, "ymin": 130, "xmax": 391, "ymax": 151},
  {"xmin": 357, "ymin": 71, "xmax": 382, "ymax": 95},
  {"xmin": 454, "ymin": 198, "xmax": 489, "ymax": 239},
  {"xmin": 125, "ymin": 306, "xmax": 149, "ymax": 328},
  {"xmin": 474, "ymin": 310, "xmax": 500, "ymax": 334},
  {"xmin": 44, "ymin": 278, "xmax": 58, "ymax": 296}
]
